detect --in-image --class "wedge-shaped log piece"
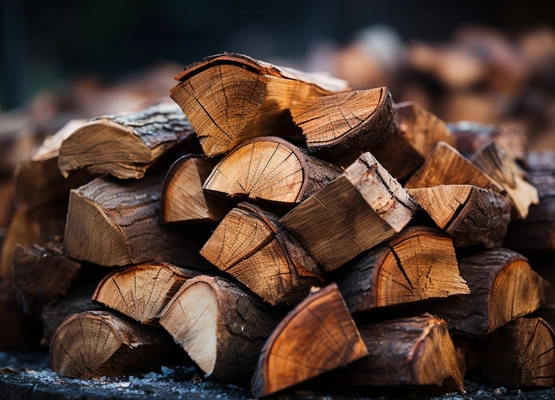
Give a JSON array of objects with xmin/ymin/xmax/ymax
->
[
  {"xmin": 93, "ymin": 262, "xmax": 201, "ymax": 326},
  {"xmin": 472, "ymin": 141, "xmax": 538, "ymax": 219},
  {"xmin": 203, "ymin": 136, "xmax": 341, "ymax": 206},
  {"xmin": 200, "ymin": 202, "xmax": 325, "ymax": 305},
  {"xmin": 337, "ymin": 226, "xmax": 469, "ymax": 313},
  {"xmin": 58, "ymin": 102, "xmax": 196, "ymax": 179},
  {"xmin": 252, "ymin": 283, "xmax": 367, "ymax": 397},
  {"xmin": 290, "ymin": 87, "xmax": 395, "ymax": 164},
  {"xmin": 161, "ymin": 154, "xmax": 231, "ymax": 224},
  {"xmin": 334, "ymin": 314, "xmax": 464, "ymax": 392},
  {"xmin": 159, "ymin": 275, "xmax": 277, "ymax": 383},
  {"xmin": 281, "ymin": 152, "xmax": 416, "ymax": 271},
  {"xmin": 170, "ymin": 52, "xmax": 349, "ymax": 156},
  {"xmin": 64, "ymin": 173, "xmax": 212, "ymax": 269},
  {"xmin": 50, "ymin": 310, "xmax": 183, "ymax": 379},
  {"xmin": 405, "ymin": 141, "xmax": 504, "ymax": 193},
  {"xmin": 408, "ymin": 184, "xmax": 511, "ymax": 248},
  {"xmin": 372, "ymin": 101, "xmax": 456, "ymax": 180}
]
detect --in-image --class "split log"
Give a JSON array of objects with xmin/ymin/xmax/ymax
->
[
  {"xmin": 251, "ymin": 283, "xmax": 368, "ymax": 397},
  {"xmin": 58, "ymin": 102, "xmax": 196, "ymax": 179},
  {"xmin": 336, "ymin": 226, "xmax": 469, "ymax": 313},
  {"xmin": 92, "ymin": 262, "xmax": 201, "ymax": 326},
  {"xmin": 200, "ymin": 202, "xmax": 325, "ymax": 305},
  {"xmin": 63, "ymin": 172, "xmax": 212, "ymax": 269},
  {"xmin": 50, "ymin": 310, "xmax": 185, "ymax": 379},
  {"xmin": 372, "ymin": 101, "xmax": 456, "ymax": 180},
  {"xmin": 161, "ymin": 154, "xmax": 231, "ymax": 224},
  {"xmin": 334, "ymin": 314, "xmax": 464, "ymax": 392},
  {"xmin": 289, "ymin": 87, "xmax": 395, "ymax": 165},
  {"xmin": 203, "ymin": 136, "xmax": 342, "ymax": 207},
  {"xmin": 280, "ymin": 152, "xmax": 416, "ymax": 271},
  {"xmin": 408, "ymin": 184, "xmax": 511, "ymax": 248},
  {"xmin": 159, "ymin": 275, "xmax": 278, "ymax": 383},
  {"xmin": 169, "ymin": 52, "xmax": 349, "ymax": 156}
]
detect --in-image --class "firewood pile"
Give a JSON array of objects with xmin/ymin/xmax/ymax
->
[{"xmin": 1, "ymin": 49, "xmax": 555, "ymax": 399}]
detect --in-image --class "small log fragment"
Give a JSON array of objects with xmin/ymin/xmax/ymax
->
[
  {"xmin": 58, "ymin": 102, "xmax": 196, "ymax": 179},
  {"xmin": 251, "ymin": 283, "xmax": 367, "ymax": 397},
  {"xmin": 337, "ymin": 226, "xmax": 469, "ymax": 313},
  {"xmin": 161, "ymin": 154, "xmax": 231, "ymax": 224},
  {"xmin": 50, "ymin": 310, "xmax": 184, "ymax": 379},
  {"xmin": 471, "ymin": 141, "xmax": 538, "ymax": 219},
  {"xmin": 404, "ymin": 141, "xmax": 504, "ymax": 193},
  {"xmin": 289, "ymin": 87, "xmax": 395, "ymax": 164},
  {"xmin": 170, "ymin": 52, "xmax": 349, "ymax": 156},
  {"xmin": 280, "ymin": 152, "xmax": 416, "ymax": 271},
  {"xmin": 159, "ymin": 275, "xmax": 277, "ymax": 383},
  {"xmin": 372, "ymin": 101, "xmax": 456, "ymax": 180},
  {"xmin": 334, "ymin": 314, "xmax": 464, "ymax": 392},
  {"xmin": 203, "ymin": 136, "xmax": 342, "ymax": 207},
  {"xmin": 408, "ymin": 184, "xmax": 511, "ymax": 248},
  {"xmin": 92, "ymin": 262, "xmax": 201, "ymax": 326},
  {"xmin": 200, "ymin": 202, "xmax": 325, "ymax": 305}
]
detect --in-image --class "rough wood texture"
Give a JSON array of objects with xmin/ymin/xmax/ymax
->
[
  {"xmin": 58, "ymin": 102, "xmax": 196, "ymax": 179},
  {"xmin": 335, "ymin": 314, "xmax": 464, "ymax": 392},
  {"xmin": 372, "ymin": 101, "xmax": 456, "ymax": 180},
  {"xmin": 92, "ymin": 262, "xmax": 201, "ymax": 326},
  {"xmin": 50, "ymin": 310, "xmax": 184, "ymax": 379},
  {"xmin": 170, "ymin": 52, "xmax": 349, "ymax": 156},
  {"xmin": 200, "ymin": 202, "xmax": 325, "ymax": 305},
  {"xmin": 161, "ymin": 154, "xmax": 231, "ymax": 224},
  {"xmin": 408, "ymin": 184, "xmax": 511, "ymax": 248},
  {"xmin": 251, "ymin": 283, "xmax": 368, "ymax": 397},
  {"xmin": 337, "ymin": 226, "xmax": 469, "ymax": 313},
  {"xmin": 63, "ymin": 173, "xmax": 212, "ymax": 269},
  {"xmin": 281, "ymin": 152, "xmax": 416, "ymax": 271},
  {"xmin": 203, "ymin": 136, "xmax": 342, "ymax": 206},
  {"xmin": 159, "ymin": 275, "xmax": 277, "ymax": 383},
  {"xmin": 290, "ymin": 87, "xmax": 395, "ymax": 164}
]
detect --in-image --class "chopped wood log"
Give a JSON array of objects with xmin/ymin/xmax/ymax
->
[
  {"xmin": 169, "ymin": 53, "xmax": 349, "ymax": 157},
  {"xmin": 289, "ymin": 87, "xmax": 395, "ymax": 164},
  {"xmin": 203, "ymin": 136, "xmax": 342, "ymax": 207},
  {"xmin": 471, "ymin": 141, "xmax": 538, "ymax": 219},
  {"xmin": 200, "ymin": 202, "xmax": 325, "ymax": 305},
  {"xmin": 63, "ymin": 172, "xmax": 212, "ymax": 269},
  {"xmin": 371, "ymin": 101, "xmax": 456, "ymax": 180},
  {"xmin": 404, "ymin": 141, "xmax": 504, "ymax": 193},
  {"xmin": 280, "ymin": 152, "xmax": 416, "ymax": 271},
  {"xmin": 159, "ymin": 275, "xmax": 278, "ymax": 383},
  {"xmin": 334, "ymin": 314, "xmax": 464, "ymax": 392},
  {"xmin": 58, "ymin": 102, "xmax": 196, "ymax": 179},
  {"xmin": 50, "ymin": 310, "xmax": 185, "ymax": 379},
  {"xmin": 251, "ymin": 283, "xmax": 368, "ymax": 397},
  {"xmin": 92, "ymin": 262, "xmax": 201, "ymax": 326},
  {"xmin": 12, "ymin": 241, "xmax": 82, "ymax": 315},
  {"xmin": 337, "ymin": 226, "xmax": 469, "ymax": 313},
  {"xmin": 408, "ymin": 184, "xmax": 511, "ymax": 248},
  {"xmin": 161, "ymin": 154, "xmax": 232, "ymax": 224}
]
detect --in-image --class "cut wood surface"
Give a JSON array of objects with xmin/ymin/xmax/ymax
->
[
  {"xmin": 335, "ymin": 314, "xmax": 464, "ymax": 392},
  {"xmin": 159, "ymin": 275, "xmax": 277, "ymax": 383},
  {"xmin": 170, "ymin": 52, "xmax": 349, "ymax": 156},
  {"xmin": 408, "ymin": 184, "xmax": 511, "ymax": 248},
  {"xmin": 58, "ymin": 102, "xmax": 196, "ymax": 179},
  {"xmin": 290, "ymin": 87, "xmax": 395, "ymax": 164},
  {"xmin": 92, "ymin": 262, "xmax": 201, "ymax": 326},
  {"xmin": 50, "ymin": 310, "xmax": 184, "ymax": 379},
  {"xmin": 203, "ymin": 136, "xmax": 342, "ymax": 206},
  {"xmin": 161, "ymin": 154, "xmax": 231, "ymax": 224},
  {"xmin": 337, "ymin": 226, "xmax": 469, "ymax": 313},
  {"xmin": 281, "ymin": 152, "xmax": 416, "ymax": 271}
]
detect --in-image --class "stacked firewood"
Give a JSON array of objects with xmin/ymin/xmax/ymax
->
[{"xmin": 2, "ymin": 52, "xmax": 555, "ymax": 398}]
